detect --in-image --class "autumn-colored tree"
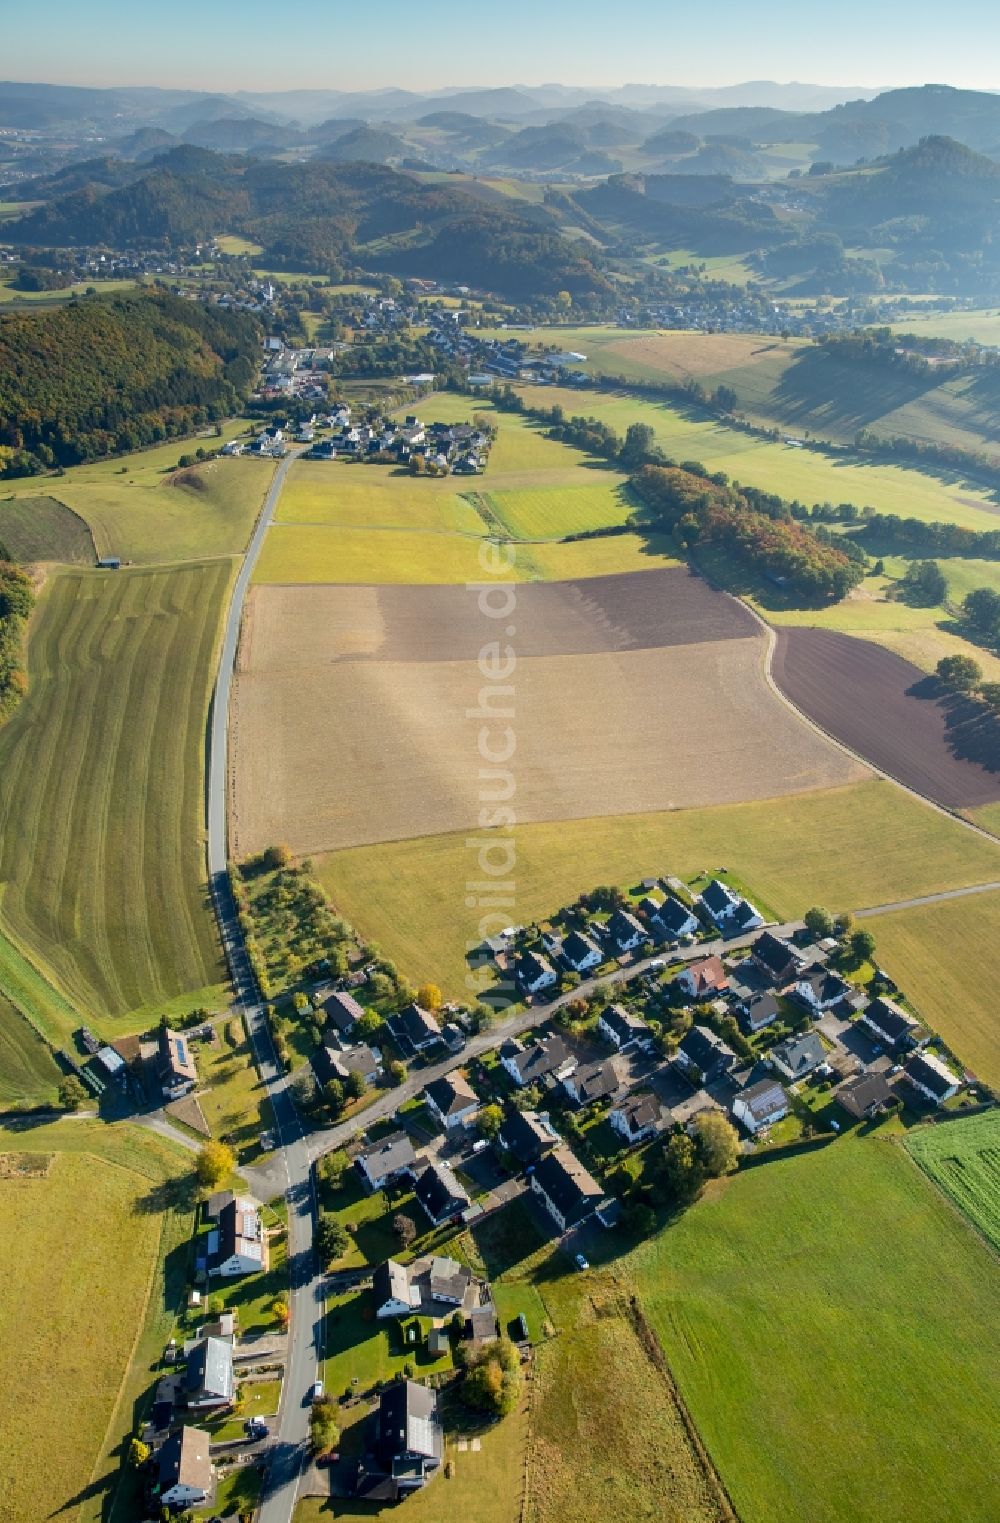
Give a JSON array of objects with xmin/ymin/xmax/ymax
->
[{"xmin": 195, "ymin": 1140, "xmax": 235, "ymax": 1188}]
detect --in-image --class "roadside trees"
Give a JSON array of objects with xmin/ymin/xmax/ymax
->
[{"xmin": 195, "ymin": 1140, "xmax": 234, "ymax": 1189}]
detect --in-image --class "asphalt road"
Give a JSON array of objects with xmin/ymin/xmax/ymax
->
[{"xmin": 206, "ymin": 449, "xmax": 323, "ymax": 1523}]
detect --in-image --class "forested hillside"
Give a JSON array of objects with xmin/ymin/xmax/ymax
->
[{"xmin": 0, "ymin": 295, "xmax": 261, "ymax": 477}]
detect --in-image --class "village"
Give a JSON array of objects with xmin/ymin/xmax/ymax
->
[{"xmin": 85, "ymin": 860, "xmax": 977, "ymax": 1517}]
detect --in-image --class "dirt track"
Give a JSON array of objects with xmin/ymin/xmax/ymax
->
[{"xmin": 771, "ymin": 628, "xmax": 1000, "ymax": 811}]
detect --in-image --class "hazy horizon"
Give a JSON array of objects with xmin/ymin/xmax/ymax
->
[{"xmin": 5, "ymin": 0, "xmax": 1000, "ymax": 97}]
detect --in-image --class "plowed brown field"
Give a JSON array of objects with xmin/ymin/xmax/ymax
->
[
  {"xmin": 771, "ymin": 627, "xmax": 1000, "ymax": 810},
  {"xmin": 231, "ymin": 569, "xmax": 866, "ymax": 857}
]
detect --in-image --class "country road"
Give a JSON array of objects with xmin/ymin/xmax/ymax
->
[{"xmin": 206, "ymin": 448, "xmax": 323, "ymax": 1523}]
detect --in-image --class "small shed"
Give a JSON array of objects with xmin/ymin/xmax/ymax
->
[
  {"xmin": 97, "ymin": 557, "xmax": 121, "ymax": 570},
  {"xmin": 428, "ymin": 1327, "xmax": 450, "ymax": 1357}
]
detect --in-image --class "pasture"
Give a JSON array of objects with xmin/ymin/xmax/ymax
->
[
  {"xmin": 522, "ymin": 384, "xmax": 1000, "ymax": 531},
  {"xmin": 632, "ymin": 1133, "xmax": 1000, "ymax": 1523},
  {"xmin": 0, "ymin": 425, "xmax": 269, "ymax": 564},
  {"xmin": 0, "ymin": 563, "xmax": 228, "ymax": 1023},
  {"xmin": 231, "ymin": 568, "xmax": 862, "ymax": 857},
  {"xmin": 0, "ymin": 493, "xmax": 96, "ymax": 564},
  {"xmin": 904, "ymin": 1110, "xmax": 1000, "ymax": 1249},
  {"xmin": 0, "ymin": 1120, "xmax": 193, "ymax": 1523},
  {"xmin": 867, "ymin": 890, "xmax": 1000, "ymax": 1088},
  {"xmin": 0, "ymin": 993, "xmax": 60, "ymax": 1106},
  {"xmin": 315, "ymin": 779, "xmax": 1000, "ymax": 996}
]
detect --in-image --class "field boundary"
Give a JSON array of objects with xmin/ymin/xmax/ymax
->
[{"xmin": 45, "ymin": 493, "xmax": 100, "ymax": 561}]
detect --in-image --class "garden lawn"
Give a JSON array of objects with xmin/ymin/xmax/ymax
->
[
  {"xmin": 904, "ymin": 1109, "xmax": 1000, "ymax": 1250},
  {"xmin": 0, "ymin": 426, "xmax": 269, "ymax": 563},
  {"xmin": 865, "ymin": 890, "xmax": 1000, "ymax": 1088},
  {"xmin": 631, "ymin": 1132, "xmax": 1000, "ymax": 1523},
  {"xmin": 0, "ymin": 1119, "xmax": 194, "ymax": 1523},
  {"xmin": 0, "ymin": 563, "xmax": 230, "ymax": 1026},
  {"xmin": 0, "ymin": 991, "xmax": 60, "ymax": 1105},
  {"xmin": 316, "ymin": 780, "xmax": 1000, "ymax": 996}
]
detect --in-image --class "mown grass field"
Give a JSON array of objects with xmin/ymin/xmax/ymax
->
[
  {"xmin": 277, "ymin": 461, "xmax": 488, "ymax": 533},
  {"xmin": 0, "ymin": 564, "xmax": 229, "ymax": 1026},
  {"xmin": 0, "ymin": 493, "xmax": 96, "ymax": 563},
  {"xmin": 523, "ymin": 384, "xmax": 1000, "ymax": 530},
  {"xmin": 904, "ymin": 1110, "xmax": 1000, "ymax": 1249},
  {"xmin": 631, "ymin": 1132, "xmax": 1000, "ymax": 1523},
  {"xmin": 0, "ymin": 276, "xmax": 141, "ymax": 305},
  {"xmin": 0, "ymin": 992, "xmax": 60, "ymax": 1105},
  {"xmin": 890, "ymin": 307, "xmax": 1000, "ymax": 345},
  {"xmin": 316, "ymin": 780, "xmax": 1000, "ymax": 996},
  {"xmin": 0, "ymin": 1119, "xmax": 194, "ymax": 1523},
  {"xmin": 0, "ymin": 425, "xmax": 269, "ymax": 563},
  {"xmin": 486, "ymin": 481, "xmax": 635, "ymax": 539},
  {"xmin": 865, "ymin": 891, "xmax": 1000, "ymax": 1088},
  {"xmin": 216, "ymin": 233, "xmax": 264, "ymax": 255}
]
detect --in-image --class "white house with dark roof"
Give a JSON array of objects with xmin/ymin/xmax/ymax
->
[
  {"xmin": 157, "ymin": 1426, "xmax": 213, "ymax": 1509},
  {"xmin": 675, "ymin": 1024, "xmax": 736, "ymax": 1083},
  {"xmin": 860, "ymin": 997, "xmax": 918, "ymax": 1050},
  {"xmin": 321, "ymin": 988, "xmax": 365, "ymax": 1036},
  {"xmin": 732, "ymin": 1078, "xmax": 789, "ymax": 1134},
  {"xmin": 390, "ymin": 1002, "xmax": 441, "ymax": 1052},
  {"xmin": 516, "ymin": 949, "xmax": 558, "ymax": 994},
  {"xmin": 560, "ymin": 1058, "xmax": 619, "ymax": 1108},
  {"xmin": 501, "ymin": 1034, "xmax": 575, "ymax": 1089},
  {"xmin": 499, "ymin": 1107, "xmax": 560, "ymax": 1164},
  {"xmin": 653, "ymin": 897, "xmax": 699, "ymax": 941},
  {"xmin": 792, "ymin": 967, "xmax": 852, "ymax": 1015},
  {"xmin": 610, "ymin": 1092, "xmax": 663, "ymax": 1144},
  {"xmin": 424, "ymin": 1072, "xmax": 480, "ymax": 1131},
  {"xmin": 697, "ymin": 878, "xmax": 740, "ymax": 925},
  {"xmin": 356, "ymin": 1131, "xmax": 419, "ymax": 1192},
  {"xmin": 607, "ymin": 908, "xmax": 645, "ymax": 952},
  {"xmin": 561, "ymin": 929, "xmax": 602, "ymax": 973},
  {"xmin": 413, "ymin": 1161, "xmax": 471, "ymax": 1226},
  {"xmin": 597, "ymin": 1002, "xmax": 651, "ymax": 1052},
  {"xmin": 737, "ymin": 990, "xmax": 781, "ymax": 1034},
  {"xmin": 530, "ymin": 1144, "xmax": 605, "ymax": 1233},
  {"xmin": 904, "ymin": 1051, "xmax": 960, "ymax": 1106},
  {"xmin": 769, "ymin": 1031, "xmax": 825, "ymax": 1082}
]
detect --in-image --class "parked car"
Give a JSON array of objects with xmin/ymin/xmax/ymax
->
[{"xmin": 311, "ymin": 1380, "xmax": 325, "ymax": 1402}]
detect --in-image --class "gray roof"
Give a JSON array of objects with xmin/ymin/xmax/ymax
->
[
  {"xmin": 532, "ymin": 1144, "xmax": 603, "ymax": 1226},
  {"xmin": 359, "ymin": 1130, "xmax": 417, "ymax": 1181},
  {"xmin": 322, "ymin": 989, "xmax": 365, "ymax": 1033},
  {"xmin": 861, "ymin": 997, "xmax": 917, "ymax": 1044},
  {"xmin": 678, "ymin": 1023, "xmax": 736, "ymax": 1072},
  {"xmin": 157, "ymin": 1425, "xmax": 212, "ymax": 1494},
  {"xmin": 414, "ymin": 1161, "xmax": 470, "ymax": 1223},
  {"xmin": 501, "ymin": 1107, "xmax": 559, "ymax": 1163},
  {"xmin": 186, "ymin": 1336, "xmax": 234, "ymax": 1401},
  {"xmin": 375, "ymin": 1379, "xmax": 443, "ymax": 1466},
  {"xmin": 737, "ymin": 1078, "xmax": 788, "ymax": 1123},
  {"xmin": 425, "ymin": 1071, "xmax": 478, "ymax": 1118},
  {"xmin": 567, "ymin": 1059, "xmax": 619, "ymax": 1104},
  {"xmin": 392, "ymin": 1003, "xmax": 441, "ymax": 1044},
  {"xmin": 504, "ymin": 1033, "xmax": 571, "ymax": 1084},
  {"xmin": 600, "ymin": 1003, "xmax": 648, "ymax": 1043},
  {"xmin": 614, "ymin": 1091, "xmax": 661, "ymax": 1131},
  {"xmin": 771, "ymin": 1031, "xmax": 825, "ymax": 1077}
]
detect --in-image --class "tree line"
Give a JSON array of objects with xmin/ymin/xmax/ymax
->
[{"xmin": 0, "ymin": 560, "xmax": 34, "ymax": 721}]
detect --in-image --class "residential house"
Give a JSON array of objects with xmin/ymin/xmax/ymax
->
[
  {"xmin": 390, "ymin": 1002, "xmax": 441, "ymax": 1053},
  {"xmin": 752, "ymin": 932, "xmax": 801, "ymax": 987},
  {"xmin": 185, "ymin": 1337, "xmax": 234, "ymax": 1409},
  {"xmin": 424, "ymin": 1072, "xmax": 480, "ymax": 1131},
  {"xmin": 607, "ymin": 907, "xmax": 645, "ymax": 952},
  {"xmin": 516, "ymin": 949, "xmax": 558, "ymax": 995},
  {"xmin": 157, "ymin": 1426, "xmax": 213, "ymax": 1509},
  {"xmin": 610, "ymin": 1092, "xmax": 663, "ymax": 1145},
  {"xmin": 737, "ymin": 990, "xmax": 781, "ymax": 1034},
  {"xmin": 769, "ymin": 1031, "xmax": 825, "ymax": 1082},
  {"xmin": 157, "ymin": 1026, "xmax": 197, "ymax": 1100},
  {"xmin": 530, "ymin": 1144, "xmax": 605, "ymax": 1233},
  {"xmin": 499, "ymin": 1107, "xmax": 560, "ymax": 1165},
  {"xmin": 465, "ymin": 1304, "xmax": 499, "ymax": 1346},
  {"xmin": 318, "ymin": 1041, "xmax": 382, "ymax": 1088},
  {"xmin": 698, "ymin": 878, "xmax": 739, "ymax": 925},
  {"xmin": 321, "ymin": 989, "xmax": 365, "ymax": 1037},
  {"xmin": 728, "ymin": 898, "xmax": 766, "ymax": 934},
  {"xmin": 356, "ymin": 1131, "xmax": 418, "ymax": 1193},
  {"xmin": 372, "ymin": 1255, "xmax": 478, "ymax": 1318},
  {"xmin": 731, "ymin": 1078, "xmax": 789, "ymax": 1134},
  {"xmin": 904, "ymin": 1052, "xmax": 961, "ymax": 1106},
  {"xmin": 860, "ymin": 997, "xmax": 918, "ymax": 1051},
  {"xmin": 561, "ymin": 1058, "xmax": 619, "ymax": 1108},
  {"xmin": 372, "ymin": 1260, "xmax": 422, "ymax": 1318},
  {"xmin": 791, "ymin": 967, "xmax": 852, "ymax": 1015},
  {"xmin": 500, "ymin": 1034, "xmax": 575, "ymax": 1089},
  {"xmin": 211, "ymin": 1196, "xmax": 266, "ymax": 1277},
  {"xmin": 597, "ymin": 1002, "xmax": 650, "ymax": 1051},
  {"xmin": 561, "ymin": 929, "xmax": 602, "ymax": 974},
  {"xmin": 653, "ymin": 896, "xmax": 699, "ymax": 941},
  {"xmin": 675, "ymin": 1024, "xmax": 736, "ymax": 1084},
  {"xmin": 676, "ymin": 956, "xmax": 728, "ymax": 1001},
  {"xmin": 413, "ymin": 1161, "xmax": 471, "ymax": 1226},
  {"xmin": 355, "ymin": 1380, "xmax": 443, "ymax": 1503},
  {"xmin": 836, "ymin": 1071, "xmax": 895, "ymax": 1120}
]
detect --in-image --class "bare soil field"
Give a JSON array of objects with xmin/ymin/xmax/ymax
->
[
  {"xmin": 232, "ymin": 573, "xmax": 864, "ymax": 856},
  {"xmin": 771, "ymin": 628, "xmax": 1000, "ymax": 810},
  {"xmin": 239, "ymin": 568, "xmax": 756, "ymax": 667}
]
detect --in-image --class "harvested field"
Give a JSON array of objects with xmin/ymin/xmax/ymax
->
[
  {"xmin": 0, "ymin": 994, "xmax": 60, "ymax": 1106},
  {"xmin": 771, "ymin": 627, "xmax": 1000, "ymax": 810},
  {"xmin": 0, "ymin": 493, "xmax": 95, "ymax": 564},
  {"xmin": 905, "ymin": 1110, "xmax": 1000, "ymax": 1250},
  {"xmin": 232, "ymin": 569, "xmax": 864, "ymax": 857}
]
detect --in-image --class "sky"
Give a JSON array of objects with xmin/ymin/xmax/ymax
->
[{"xmin": 5, "ymin": 0, "xmax": 1000, "ymax": 94}]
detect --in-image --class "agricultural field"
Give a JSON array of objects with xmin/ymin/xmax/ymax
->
[
  {"xmin": 868, "ymin": 890, "xmax": 1000, "ymax": 1089},
  {"xmin": 904, "ymin": 1110, "xmax": 1000, "ymax": 1249},
  {"xmin": 276, "ymin": 461, "xmax": 489, "ymax": 533},
  {"xmin": 231, "ymin": 567, "xmax": 863, "ymax": 857},
  {"xmin": 0, "ymin": 424, "xmax": 269, "ymax": 564},
  {"xmin": 0, "ymin": 1119, "xmax": 193, "ymax": 1523},
  {"xmin": 890, "ymin": 306, "xmax": 1000, "ymax": 346},
  {"xmin": 631, "ymin": 1132, "xmax": 1000, "ymax": 1523},
  {"xmin": 215, "ymin": 233, "xmax": 264, "ymax": 255},
  {"xmin": 0, "ymin": 563, "xmax": 229, "ymax": 1026},
  {"xmin": 0, "ymin": 276, "xmax": 141, "ymax": 305},
  {"xmin": 521, "ymin": 384, "xmax": 1000, "ymax": 531},
  {"xmin": 485, "ymin": 480, "xmax": 636, "ymax": 539},
  {"xmin": 771, "ymin": 628, "xmax": 1000, "ymax": 812},
  {"xmin": 0, "ymin": 493, "xmax": 96, "ymax": 563},
  {"xmin": 315, "ymin": 779, "xmax": 1000, "ymax": 996},
  {"xmin": 0, "ymin": 993, "xmax": 60, "ymax": 1105}
]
